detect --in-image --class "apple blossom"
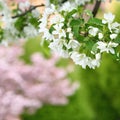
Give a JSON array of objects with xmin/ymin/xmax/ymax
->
[{"xmin": 0, "ymin": 0, "xmax": 120, "ymax": 69}]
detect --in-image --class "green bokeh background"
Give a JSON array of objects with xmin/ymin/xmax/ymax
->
[{"xmin": 21, "ymin": 1, "xmax": 120, "ymax": 120}]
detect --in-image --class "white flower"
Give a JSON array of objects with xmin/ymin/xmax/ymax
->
[
  {"xmin": 45, "ymin": 0, "xmax": 50, "ymax": 6},
  {"xmin": 69, "ymin": 33, "xmax": 73, "ymax": 39},
  {"xmin": 102, "ymin": 13, "xmax": 119, "ymax": 32},
  {"xmin": 111, "ymin": 22, "xmax": 120, "ymax": 30},
  {"xmin": 50, "ymin": 14, "xmax": 64, "ymax": 25},
  {"xmin": 111, "ymin": 22, "xmax": 120, "ymax": 33},
  {"xmin": 107, "ymin": 42, "xmax": 118, "ymax": 54},
  {"xmin": 102, "ymin": 13, "xmax": 115, "ymax": 24},
  {"xmin": 59, "ymin": 49, "xmax": 69, "ymax": 58},
  {"xmin": 59, "ymin": 1, "xmax": 75, "ymax": 12},
  {"xmin": 23, "ymin": 24, "xmax": 38, "ymax": 38},
  {"xmin": 0, "ymin": 0, "xmax": 10, "ymax": 16},
  {"xmin": 39, "ymin": 4, "xmax": 56, "ymax": 29},
  {"xmin": 0, "ymin": 0, "xmax": 12, "ymax": 28},
  {"xmin": 75, "ymin": 0, "xmax": 90, "ymax": 5},
  {"xmin": 44, "ymin": 5, "xmax": 55, "ymax": 15},
  {"xmin": 39, "ymin": 16, "xmax": 47, "ymax": 28},
  {"xmin": 32, "ymin": 9, "xmax": 40, "ymax": 18},
  {"xmin": 70, "ymin": 51, "xmax": 101, "ymax": 69},
  {"xmin": 88, "ymin": 26, "xmax": 99, "ymax": 36},
  {"xmin": 40, "ymin": 28, "xmax": 53, "ymax": 41},
  {"xmin": 52, "ymin": 24, "xmax": 66, "ymax": 39},
  {"xmin": 67, "ymin": 28, "xmax": 72, "ymax": 32},
  {"xmin": 97, "ymin": 41, "xmax": 118, "ymax": 54},
  {"xmin": 39, "ymin": 6, "xmax": 56, "ymax": 41},
  {"xmin": 70, "ymin": 52, "xmax": 89, "ymax": 69},
  {"xmin": 98, "ymin": 33, "xmax": 103, "ymax": 39},
  {"xmin": 110, "ymin": 34, "xmax": 117, "ymax": 39},
  {"xmin": 49, "ymin": 39, "xmax": 69, "ymax": 58},
  {"xmin": 95, "ymin": 53, "xmax": 101, "ymax": 60},
  {"xmin": 67, "ymin": 40, "xmax": 80, "ymax": 51},
  {"xmin": 97, "ymin": 41, "xmax": 107, "ymax": 52},
  {"xmin": 86, "ymin": 53, "xmax": 101, "ymax": 69},
  {"xmin": 19, "ymin": 1, "xmax": 30, "ymax": 12}
]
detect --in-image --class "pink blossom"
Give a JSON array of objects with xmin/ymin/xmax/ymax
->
[
  {"xmin": 0, "ymin": 44, "xmax": 79, "ymax": 120},
  {"xmin": 15, "ymin": 0, "xmax": 28, "ymax": 3}
]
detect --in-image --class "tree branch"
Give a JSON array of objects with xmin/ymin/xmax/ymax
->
[
  {"xmin": 12, "ymin": 1, "xmax": 101, "ymax": 19},
  {"xmin": 92, "ymin": 0, "xmax": 101, "ymax": 17},
  {"xmin": 12, "ymin": 4, "xmax": 45, "ymax": 19}
]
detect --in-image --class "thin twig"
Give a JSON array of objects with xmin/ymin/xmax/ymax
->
[
  {"xmin": 92, "ymin": 0, "xmax": 101, "ymax": 17},
  {"xmin": 12, "ymin": 4, "xmax": 45, "ymax": 19}
]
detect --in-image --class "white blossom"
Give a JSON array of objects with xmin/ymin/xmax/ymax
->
[
  {"xmin": 88, "ymin": 53, "xmax": 101, "ymax": 69},
  {"xmin": 67, "ymin": 28, "xmax": 72, "ymax": 33},
  {"xmin": 41, "ymin": 28, "xmax": 54, "ymax": 41},
  {"xmin": 45, "ymin": 0, "xmax": 50, "ymax": 6},
  {"xmin": 18, "ymin": 1, "xmax": 30, "ymax": 12},
  {"xmin": 70, "ymin": 51, "xmax": 101, "ymax": 69},
  {"xmin": 97, "ymin": 41, "xmax": 118, "ymax": 54},
  {"xmin": 70, "ymin": 52, "xmax": 89, "ymax": 69},
  {"xmin": 75, "ymin": 0, "xmax": 90, "ymax": 5},
  {"xmin": 49, "ymin": 39, "xmax": 69, "ymax": 58},
  {"xmin": 50, "ymin": 14, "xmax": 65, "ymax": 25},
  {"xmin": 39, "ymin": 6, "xmax": 56, "ymax": 41},
  {"xmin": 110, "ymin": 33, "xmax": 117, "ymax": 39},
  {"xmin": 111, "ymin": 22, "xmax": 120, "ymax": 30},
  {"xmin": 102, "ymin": 12, "xmax": 115, "ymax": 24},
  {"xmin": 102, "ymin": 13, "xmax": 120, "ymax": 33},
  {"xmin": 69, "ymin": 33, "xmax": 74, "ymax": 39},
  {"xmin": 59, "ymin": 1, "xmax": 76, "ymax": 12},
  {"xmin": 67, "ymin": 40, "xmax": 80, "ymax": 51},
  {"xmin": 52, "ymin": 24, "xmax": 66, "ymax": 39},
  {"xmin": 98, "ymin": 33, "xmax": 103, "ymax": 39},
  {"xmin": 110, "ymin": 22, "xmax": 120, "ymax": 33},
  {"xmin": 88, "ymin": 26, "xmax": 99, "ymax": 36},
  {"xmin": 31, "ymin": 9, "xmax": 40, "ymax": 18},
  {"xmin": 23, "ymin": 24, "xmax": 38, "ymax": 38}
]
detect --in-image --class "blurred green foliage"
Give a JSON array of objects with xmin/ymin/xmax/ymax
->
[{"xmin": 21, "ymin": 36, "xmax": 51, "ymax": 63}]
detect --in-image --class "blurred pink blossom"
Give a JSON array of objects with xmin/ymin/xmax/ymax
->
[
  {"xmin": 15, "ymin": 0, "xmax": 28, "ymax": 3},
  {"xmin": 0, "ymin": 44, "xmax": 79, "ymax": 120},
  {"xmin": 14, "ymin": 0, "xmax": 30, "ymax": 12}
]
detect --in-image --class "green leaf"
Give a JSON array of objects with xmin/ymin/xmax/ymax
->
[
  {"xmin": 50, "ymin": 0, "xmax": 58, "ymax": 5},
  {"xmin": 72, "ymin": 25, "xmax": 84, "ymax": 42},
  {"xmin": 114, "ymin": 35, "xmax": 120, "ymax": 44},
  {"xmin": 29, "ymin": 17, "xmax": 39, "ymax": 28},
  {"xmin": 91, "ymin": 43, "xmax": 98, "ymax": 53},
  {"xmin": 87, "ymin": 18, "xmax": 102, "ymax": 26},
  {"xmin": 0, "ymin": 27, "xmax": 3, "ymax": 41},
  {"xmin": 85, "ymin": 38, "xmax": 95, "ymax": 51},
  {"xmin": 49, "ymin": 25, "xmax": 55, "ymax": 34},
  {"xmin": 14, "ymin": 16, "xmax": 27, "ymax": 31},
  {"xmin": 69, "ymin": 18, "xmax": 84, "ymax": 42},
  {"xmin": 70, "ymin": 19, "xmax": 83, "ymax": 26},
  {"xmin": 84, "ymin": 9, "xmax": 93, "ymax": 18},
  {"xmin": 65, "ymin": 9, "xmax": 77, "ymax": 20}
]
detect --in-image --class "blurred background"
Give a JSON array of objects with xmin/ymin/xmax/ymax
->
[{"xmin": 1, "ymin": 0, "xmax": 120, "ymax": 120}]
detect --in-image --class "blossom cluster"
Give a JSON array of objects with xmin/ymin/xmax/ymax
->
[
  {"xmin": 0, "ymin": 0, "xmax": 120, "ymax": 69},
  {"xmin": 0, "ymin": 43, "xmax": 79, "ymax": 120},
  {"xmin": 39, "ymin": 1, "xmax": 120, "ymax": 69},
  {"xmin": 0, "ymin": 0, "xmax": 40, "ymax": 45}
]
